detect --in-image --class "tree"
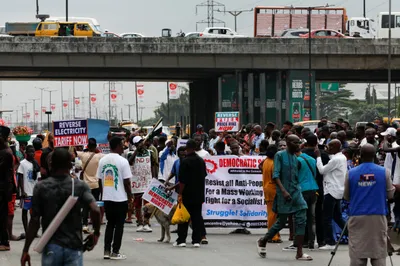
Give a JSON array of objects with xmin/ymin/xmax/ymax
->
[
  {"xmin": 365, "ymin": 84, "xmax": 371, "ymax": 104},
  {"xmin": 319, "ymin": 89, "xmax": 358, "ymax": 119},
  {"xmin": 372, "ymin": 87, "xmax": 377, "ymax": 105},
  {"xmin": 153, "ymin": 86, "xmax": 190, "ymax": 125}
]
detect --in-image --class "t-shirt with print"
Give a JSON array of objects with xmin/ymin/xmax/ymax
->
[
  {"xmin": 17, "ymin": 159, "xmax": 40, "ymax": 197},
  {"xmin": 77, "ymin": 151, "xmax": 104, "ymax": 190},
  {"xmin": 97, "ymin": 153, "xmax": 132, "ymax": 202}
]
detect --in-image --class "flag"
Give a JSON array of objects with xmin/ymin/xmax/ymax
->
[
  {"xmin": 169, "ymin": 82, "xmax": 179, "ymax": 99},
  {"xmin": 145, "ymin": 118, "xmax": 163, "ymax": 140}
]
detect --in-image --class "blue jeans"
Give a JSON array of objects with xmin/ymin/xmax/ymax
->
[{"xmin": 42, "ymin": 244, "xmax": 83, "ymax": 266}]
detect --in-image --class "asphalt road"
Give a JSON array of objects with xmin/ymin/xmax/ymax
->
[{"xmin": 2, "ymin": 210, "xmax": 400, "ymax": 266}]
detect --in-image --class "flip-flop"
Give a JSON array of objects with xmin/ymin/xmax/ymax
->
[
  {"xmin": 296, "ymin": 253, "xmax": 313, "ymax": 261},
  {"xmin": 256, "ymin": 240, "xmax": 267, "ymax": 258}
]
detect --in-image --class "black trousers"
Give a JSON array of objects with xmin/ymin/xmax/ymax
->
[
  {"xmin": 0, "ymin": 194, "xmax": 9, "ymax": 246},
  {"xmin": 323, "ymin": 194, "xmax": 346, "ymax": 245},
  {"xmin": 315, "ymin": 191, "xmax": 325, "ymax": 246},
  {"xmin": 104, "ymin": 201, "xmax": 128, "ymax": 253},
  {"xmin": 177, "ymin": 202, "xmax": 203, "ymax": 244},
  {"xmin": 82, "ymin": 188, "xmax": 100, "ymax": 226}
]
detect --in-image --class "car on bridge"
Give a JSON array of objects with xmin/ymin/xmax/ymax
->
[
  {"xmin": 300, "ymin": 29, "xmax": 350, "ymax": 39},
  {"xmin": 280, "ymin": 29, "xmax": 309, "ymax": 38},
  {"xmin": 102, "ymin": 31, "xmax": 120, "ymax": 38},
  {"xmin": 199, "ymin": 27, "xmax": 245, "ymax": 38},
  {"xmin": 185, "ymin": 32, "xmax": 201, "ymax": 38},
  {"xmin": 120, "ymin": 32, "xmax": 145, "ymax": 38}
]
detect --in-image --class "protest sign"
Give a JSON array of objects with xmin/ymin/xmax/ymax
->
[
  {"xmin": 215, "ymin": 112, "xmax": 240, "ymax": 132},
  {"xmin": 143, "ymin": 179, "xmax": 178, "ymax": 215},
  {"xmin": 130, "ymin": 151, "xmax": 152, "ymax": 194},
  {"xmin": 53, "ymin": 119, "xmax": 88, "ymax": 147},
  {"xmin": 98, "ymin": 143, "xmax": 110, "ymax": 154},
  {"xmin": 176, "ymin": 139, "xmax": 188, "ymax": 149},
  {"xmin": 202, "ymin": 155, "xmax": 267, "ymax": 228}
]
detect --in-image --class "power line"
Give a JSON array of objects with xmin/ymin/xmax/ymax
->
[
  {"xmin": 215, "ymin": 8, "xmax": 253, "ymax": 32},
  {"xmin": 195, "ymin": 0, "xmax": 226, "ymax": 31}
]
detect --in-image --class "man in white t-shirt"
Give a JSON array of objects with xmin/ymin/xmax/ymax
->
[
  {"xmin": 194, "ymin": 134, "xmax": 210, "ymax": 158},
  {"xmin": 97, "ymin": 137, "xmax": 132, "ymax": 260},
  {"xmin": 17, "ymin": 145, "xmax": 40, "ymax": 234}
]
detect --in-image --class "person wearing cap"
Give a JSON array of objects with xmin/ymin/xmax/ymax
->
[
  {"xmin": 192, "ymin": 124, "xmax": 209, "ymax": 150},
  {"xmin": 158, "ymin": 139, "xmax": 177, "ymax": 183},
  {"xmin": 382, "ymin": 128, "xmax": 398, "ymax": 178},
  {"xmin": 128, "ymin": 136, "xmax": 156, "ymax": 233},
  {"xmin": 77, "ymin": 138, "xmax": 105, "ymax": 234}
]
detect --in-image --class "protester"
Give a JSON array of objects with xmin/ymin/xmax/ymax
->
[
  {"xmin": 129, "ymin": 136, "xmax": 157, "ymax": 233},
  {"xmin": 76, "ymin": 138, "xmax": 104, "ymax": 233},
  {"xmin": 258, "ymin": 140, "xmax": 269, "ymax": 156},
  {"xmin": 337, "ymin": 130, "xmax": 349, "ymax": 148},
  {"xmin": 381, "ymin": 127, "xmax": 398, "ymax": 178},
  {"xmin": 166, "ymin": 146, "xmax": 186, "ymax": 192},
  {"xmin": 194, "ymin": 134, "xmax": 210, "ymax": 158},
  {"xmin": 302, "ymin": 134, "xmax": 330, "ymax": 248},
  {"xmin": 230, "ymin": 141, "xmax": 241, "ymax": 156},
  {"xmin": 156, "ymin": 136, "xmax": 167, "ymax": 154},
  {"xmin": 97, "ymin": 136, "xmax": 132, "ymax": 260},
  {"xmin": 271, "ymin": 130, "xmax": 281, "ymax": 146},
  {"xmin": 192, "ymin": 124, "xmax": 209, "ymax": 150},
  {"xmin": 344, "ymin": 144, "xmax": 395, "ymax": 266},
  {"xmin": 40, "ymin": 133, "xmax": 54, "ymax": 180},
  {"xmin": 264, "ymin": 122, "xmax": 275, "ymax": 144},
  {"xmin": 261, "ymin": 145, "xmax": 281, "ymax": 243},
  {"xmin": 319, "ymin": 125, "xmax": 330, "ymax": 146},
  {"xmin": 32, "ymin": 138, "xmax": 43, "ymax": 167},
  {"xmin": 175, "ymin": 139, "xmax": 207, "ymax": 248},
  {"xmin": 315, "ymin": 139, "xmax": 347, "ymax": 250},
  {"xmin": 144, "ymin": 138, "xmax": 159, "ymax": 178},
  {"xmin": 214, "ymin": 141, "xmax": 226, "ymax": 155},
  {"xmin": 16, "ymin": 141, "xmax": 27, "ymax": 161},
  {"xmin": 281, "ymin": 121, "xmax": 293, "ymax": 138},
  {"xmin": 360, "ymin": 128, "xmax": 378, "ymax": 148},
  {"xmin": 257, "ymin": 135, "xmax": 311, "ymax": 261},
  {"xmin": 208, "ymin": 129, "xmax": 220, "ymax": 155},
  {"xmin": 158, "ymin": 139, "xmax": 177, "ymax": 183},
  {"xmin": 21, "ymin": 148, "xmax": 101, "ymax": 265},
  {"xmin": 0, "ymin": 126, "xmax": 13, "ymax": 251},
  {"xmin": 17, "ymin": 145, "xmax": 40, "ymax": 234},
  {"xmin": 277, "ymin": 140, "xmax": 287, "ymax": 151}
]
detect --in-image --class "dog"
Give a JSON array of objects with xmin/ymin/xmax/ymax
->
[{"xmin": 143, "ymin": 203, "xmax": 177, "ymax": 243}]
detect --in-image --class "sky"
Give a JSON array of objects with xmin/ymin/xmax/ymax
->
[{"xmin": 0, "ymin": 0, "xmax": 398, "ymax": 124}]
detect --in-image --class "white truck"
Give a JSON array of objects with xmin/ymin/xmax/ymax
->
[{"xmin": 347, "ymin": 12, "xmax": 400, "ymax": 38}]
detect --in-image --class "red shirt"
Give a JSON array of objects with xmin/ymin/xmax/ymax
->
[{"xmin": 35, "ymin": 150, "xmax": 43, "ymax": 166}]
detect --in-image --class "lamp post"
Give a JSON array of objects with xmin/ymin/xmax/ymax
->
[
  {"xmin": 36, "ymin": 87, "xmax": 47, "ymax": 130},
  {"xmin": 29, "ymin": 98, "xmax": 39, "ymax": 132},
  {"xmin": 46, "ymin": 89, "xmax": 57, "ymax": 123},
  {"xmin": 388, "ymin": 0, "xmax": 392, "ymax": 119}
]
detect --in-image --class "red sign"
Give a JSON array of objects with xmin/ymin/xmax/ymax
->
[
  {"xmin": 110, "ymin": 90, "xmax": 117, "ymax": 102},
  {"xmin": 26, "ymin": 113, "xmax": 30, "ymax": 119},
  {"xmin": 169, "ymin": 83, "xmax": 177, "ymax": 90},
  {"xmin": 90, "ymin": 94, "xmax": 96, "ymax": 103},
  {"xmin": 42, "ymin": 107, "xmax": 46, "ymax": 113},
  {"xmin": 75, "ymin": 98, "xmax": 80, "ymax": 105},
  {"xmin": 35, "ymin": 110, "xmax": 39, "ymax": 116},
  {"xmin": 63, "ymin": 101, "xmax": 68, "ymax": 108},
  {"xmin": 51, "ymin": 104, "xmax": 56, "ymax": 111}
]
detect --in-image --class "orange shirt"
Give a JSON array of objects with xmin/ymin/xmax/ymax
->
[
  {"xmin": 262, "ymin": 158, "xmax": 277, "ymax": 202},
  {"xmin": 34, "ymin": 150, "xmax": 42, "ymax": 166}
]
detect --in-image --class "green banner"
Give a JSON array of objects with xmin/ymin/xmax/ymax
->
[
  {"xmin": 320, "ymin": 82, "xmax": 339, "ymax": 92},
  {"xmin": 288, "ymin": 70, "xmax": 315, "ymax": 122},
  {"xmin": 220, "ymin": 75, "xmax": 237, "ymax": 112}
]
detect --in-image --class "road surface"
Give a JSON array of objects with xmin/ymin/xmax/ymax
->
[{"xmin": 2, "ymin": 210, "xmax": 399, "ymax": 266}]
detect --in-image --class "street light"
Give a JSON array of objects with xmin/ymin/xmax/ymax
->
[
  {"xmin": 45, "ymin": 89, "xmax": 57, "ymax": 124},
  {"xmin": 388, "ymin": 0, "xmax": 392, "ymax": 120},
  {"xmin": 29, "ymin": 98, "xmax": 40, "ymax": 132},
  {"xmin": 35, "ymin": 87, "xmax": 48, "ymax": 130}
]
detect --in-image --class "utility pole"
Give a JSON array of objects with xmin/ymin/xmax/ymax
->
[
  {"xmin": 135, "ymin": 82, "xmax": 139, "ymax": 122},
  {"xmin": 36, "ymin": 0, "xmax": 39, "ymax": 16},
  {"xmin": 36, "ymin": 87, "xmax": 47, "ymax": 130},
  {"xmin": 388, "ymin": 0, "xmax": 392, "ymax": 120},
  {"xmin": 30, "ymin": 98, "xmax": 39, "ymax": 132},
  {"xmin": 363, "ymin": 0, "xmax": 366, "ymax": 18},
  {"xmin": 167, "ymin": 82, "xmax": 170, "ymax": 124},
  {"xmin": 195, "ymin": 0, "xmax": 226, "ymax": 31},
  {"xmin": 60, "ymin": 81, "xmax": 64, "ymax": 120},
  {"xmin": 108, "ymin": 81, "xmax": 112, "ymax": 121},
  {"xmin": 73, "ymin": 81, "xmax": 76, "ymax": 119},
  {"xmin": 89, "ymin": 81, "xmax": 92, "ymax": 119},
  {"xmin": 125, "ymin": 104, "xmax": 134, "ymax": 121},
  {"xmin": 66, "ymin": 0, "xmax": 69, "ymax": 21},
  {"xmin": 215, "ymin": 8, "xmax": 253, "ymax": 32},
  {"xmin": 46, "ymin": 89, "xmax": 57, "ymax": 122},
  {"xmin": 21, "ymin": 102, "xmax": 28, "ymax": 126}
]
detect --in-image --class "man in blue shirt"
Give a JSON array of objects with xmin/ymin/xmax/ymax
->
[{"xmin": 166, "ymin": 146, "xmax": 186, "ymax": 192}]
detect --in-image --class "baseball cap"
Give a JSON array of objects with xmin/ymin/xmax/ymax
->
[
  {"xmin": 132, "ymin": 136, "xmax": 144, "ymax": 145},
  {"xmin": 197, "ymin": 124, "xmax": 203, "ymax": 129},
  {"xmin": 381, "ymin": 127, "xmax": 397, "ymax": 137}
]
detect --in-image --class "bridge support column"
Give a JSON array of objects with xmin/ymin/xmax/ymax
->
[
  {"xmin": 189, "ymin": 77, "xmax": 218, "ymax": 135},
  {"xmin": 247, "ymin": 73, "xmax": 254, "ymax": 123}
]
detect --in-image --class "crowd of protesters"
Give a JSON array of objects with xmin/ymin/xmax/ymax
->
[{"xmin": 0, "ymin": 117, "xmax": 398, "ymax": 265}]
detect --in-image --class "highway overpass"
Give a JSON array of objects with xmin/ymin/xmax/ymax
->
[{"xmin": 0, "ymin": 37, "xmax": 398, "ymax": 82}]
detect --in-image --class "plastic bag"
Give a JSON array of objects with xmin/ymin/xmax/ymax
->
[{"xmin": 171, "ymin": 203, "xmax": 190, "ymax": 225}]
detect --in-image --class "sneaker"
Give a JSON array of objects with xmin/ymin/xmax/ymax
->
[
  {"xmin": 103, "ymin": 250, "xmax": 111, "ymax": 259},
  {"xmin": 136, "ymin": 225, "xmax": 145, "ymax": 232},
  {"xmin": 319, "ymin": 244, "xmax": 335, "ymax": 250},
  {"xmin": 110, "ymin": 252, "xmax": 127, "ymax": 260},
  {"xmin": 282, "ymin": 244, "xmax": 297, "ymax": 251},
  {"xmin": 193, "ymin": 243, "xmax": 200, "ymax": 248},
  {"xmin": 82, "ymin": 226, "xmax": 90, "ymax": 234},
  {"xmin": 173, "ymin": 242, "xmax": 186, "ymax": 247},
  {"xmin": 200, "ymin": 238, "xmax": 208, "ymax": 245},
  {"xmin": 256, "ymin": 239, "xmax": 267, "ymax": 258},
  {"xmin": 143, "ymin": 224, "xmax": 152, "ymax": 232}
]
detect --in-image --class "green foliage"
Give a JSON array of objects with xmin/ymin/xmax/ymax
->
[
  {"xmin": 365, "ymin": 85, "xmax": 371, "ymax": 104},
  {"xmin": 319, "ymin": 89, "xmax": 357, "ymax": 119}
]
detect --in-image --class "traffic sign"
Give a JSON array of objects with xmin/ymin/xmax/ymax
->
[{"xmin": 320, "ymin": 83, "xmax": 339, "ymax": 92}]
